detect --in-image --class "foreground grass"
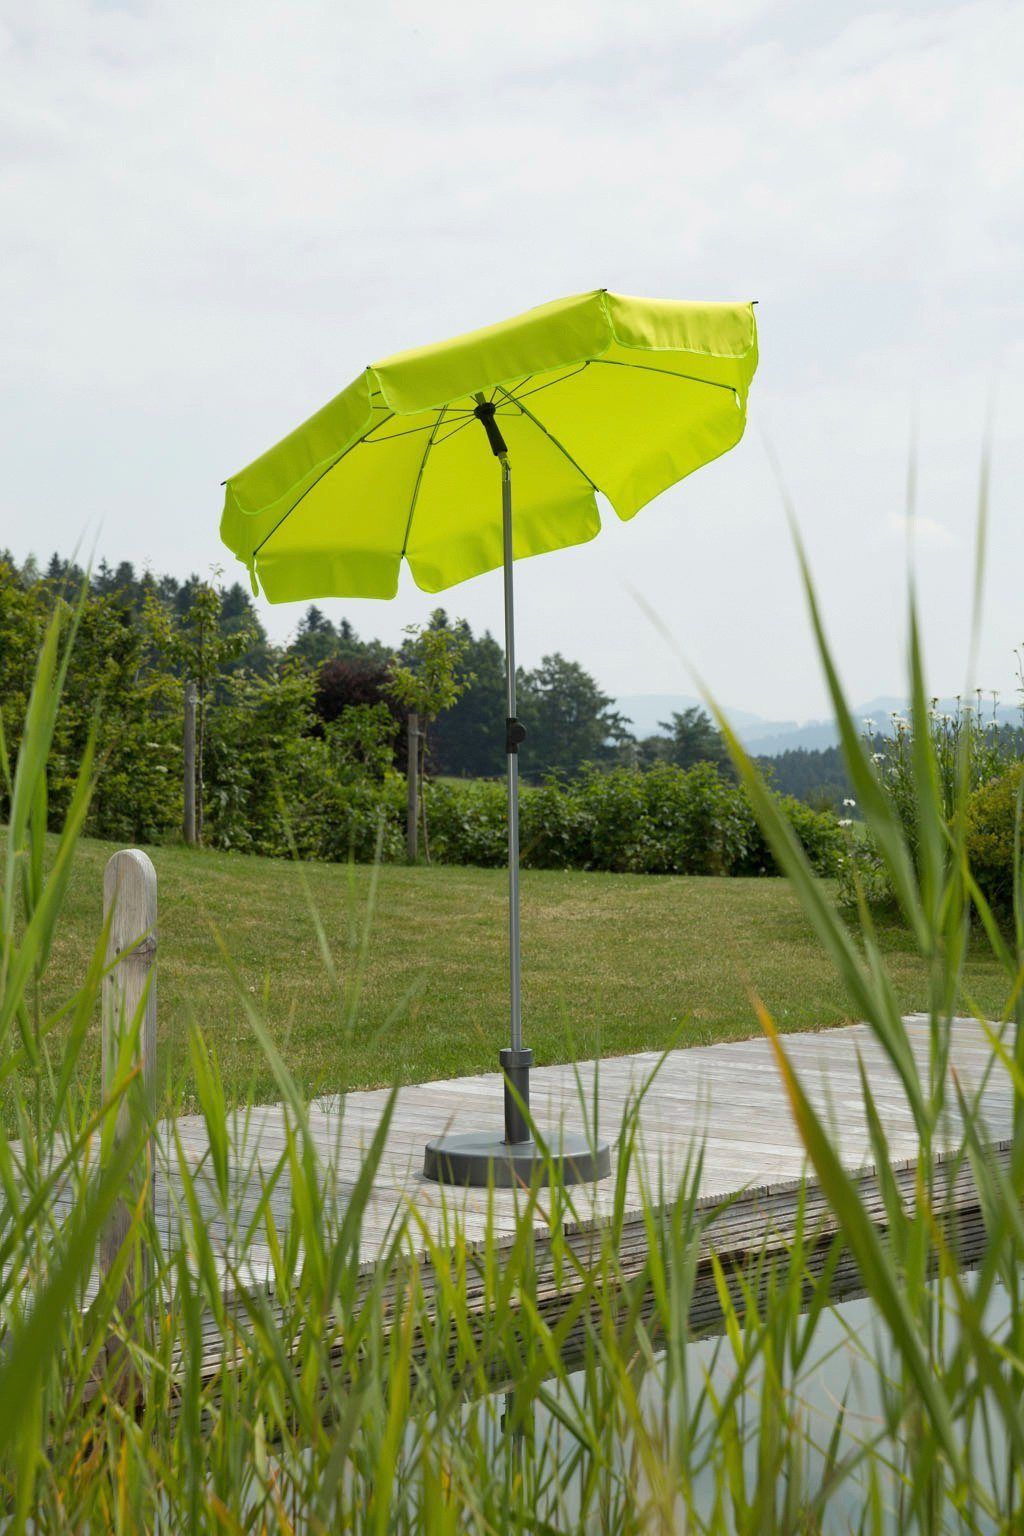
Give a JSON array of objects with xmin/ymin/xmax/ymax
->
[{"xmin": 40, "ymin": 831, "xmax": 1009, "ymax": 1110}]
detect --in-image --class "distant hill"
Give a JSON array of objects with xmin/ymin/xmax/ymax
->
[
  {"xmin": 614, "ymin": 693, "xmax": 1019, "ymax": 758},
  {"xmin": 614, "ymin": 693, "xmax": 797, "ymax": 745}
]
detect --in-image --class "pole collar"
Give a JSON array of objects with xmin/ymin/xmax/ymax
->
[{"xmin": 506, "ymin": 716, "xmax": 526, "ymax": 754}]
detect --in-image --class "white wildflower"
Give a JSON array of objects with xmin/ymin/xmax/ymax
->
[
  {"xmin": 838, "ymin": 817, "xmax": 853, "ymax": 828},
  {"xmin": 842, "ymin": 797, "xmax": 856, "ymax": 808}
]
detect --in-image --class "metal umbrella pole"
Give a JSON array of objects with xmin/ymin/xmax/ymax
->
[
  {"xmin": 497, "ymin": 446, "xmax": 532, "ymax": 1145},
  {"xmin": 420, "ymin": 397, "xmax": 609, "ymax": 1187},
  {"xmin": 469, "ymin": 396, "xmax": 532, "ymax": 1142}
]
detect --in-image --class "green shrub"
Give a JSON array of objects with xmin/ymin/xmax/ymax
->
[
  {"xmin": 0, "ymin": 559, "xmax": 850, "ymax": 880},
  {"xmin": 840, "ymin": 702, "xmax": 1018, "ymax": 909},
  {"xmin": 966, "ymin": 761, "xmax": 1024, "ymax": 915},
  {"xmin": 425, "ymin": 779, "xmax": 508, "ymax": 867},
  {"xmin": 520, "ymin": 777, "xmax": 588, "ymax": 868},
  {"xmin": 0, "ymin": 562, "xmax": 182, "ymax": 842},
  {"xmin": 867, "ymin": 702, "xmax": 1006, "ymax": 862},
  {"xmin": 205, "ymin": 669, "xmax": 405, "ymax": 862},
  {"xmin": 204, "ymin": 668, "xmax": 317, "ymax": 854},
  {"xmin": 571, "ymin": 766, "xmax": 651, "ymax": 872},
  {"xmin": 740, "ymin": 792, "xmax": 846, "ymax": 879},
  {"xmin": 290, "ymin": 771, "xmax": 405, "ymax": 864},
  {"xmin": 640, "ymin": 761, "xmax": 750, "ymax": 875},
  {"xmin": 421, "ymin": 763, "xmax": 842, "ymax": 879}
]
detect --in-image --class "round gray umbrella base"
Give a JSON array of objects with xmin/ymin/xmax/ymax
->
[{"xmin": 423, "ymin": 1131, "xmax": 611, "ymax": 1188}]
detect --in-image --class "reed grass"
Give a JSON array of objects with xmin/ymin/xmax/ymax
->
[{"xmin": 1, "ymin": 527, "xmax": 1023, "ymax": 1532}]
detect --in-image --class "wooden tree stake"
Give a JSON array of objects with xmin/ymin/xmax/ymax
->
[
  {"xmin": 183, "ymin": 680, "xmax": 197, "ymax": 845},
  {"xmin": 406, "ymin": 711, "xmax": 419, "ymax": 863}
]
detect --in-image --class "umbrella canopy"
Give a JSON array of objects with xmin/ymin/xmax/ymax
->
[
  {"xmin": 220, "ymin": 289, "xmax": 758, "ymax": 601},
  {"xmin": 219, "ymin": 289, "xmax": 758, "ymax": 1187}
]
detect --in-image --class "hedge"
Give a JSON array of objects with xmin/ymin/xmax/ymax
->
[{"xmin": 410, "ymin": 763, "xmax": 844, "ymax": 878}]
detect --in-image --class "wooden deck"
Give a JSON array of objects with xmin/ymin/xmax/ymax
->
[{"xmin": 148, "ymin": 1015, "xmax": 1012, "ymax": 1342}]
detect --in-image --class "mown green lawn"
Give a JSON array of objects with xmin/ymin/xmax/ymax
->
[{"xmin": 33, "ymin": 834, "xmax": 1010, "ymax": 1111}]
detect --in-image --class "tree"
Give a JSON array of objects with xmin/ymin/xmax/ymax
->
[
  {"xmin": 0, "ymin": 560, "xmax": 51, "ymax": 802},
  {"xmin": 429, "ymin": 625, "xmax": 507, "ymax": 778},
  {"xmin": 286, "ymin": 609, "xmax": 389, "ymax": 670},
  {"xmin": 143, "ymin": 581, "xmax": 256, "ymax": 842},
  {"xmin": 387, "ymin": 611, "xmax": 474, "ymax": 739},
  {"xmin": 386, "ymin": 611, "xmax": 473, "ymax": 858},
  {"xmin": 61, "ymin": 594, "xmax": 181, "ymax": 841},
  {"xmin": 752, "ymin": 745, "xmax": 851, "ymax": 810},
  {"xmin": 518, "ymin": 654, "xmax": 631, "ymax": 780},
  {"xmin": 290, "ymin": 606, "xmax": 339, "ymax": 668},
  {"xmin": 214, "ymin": 581, "xmax": 271, "ymax": 676},
  {"xmin": 314, "ymin": 657, "xmax": 404, "ymax": 764},
  {"xmin": 0, "ymin": 560, "xmax": 181, "ymax": 840},
  {"xmin": 92, "ymin": 557, "xmax": 117, "ymax": 595},
  {"xmin": 654, "ymin": 707, "xmax": 731, "ymax": 776}
]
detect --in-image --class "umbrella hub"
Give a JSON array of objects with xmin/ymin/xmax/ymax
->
[{"xmin": 473, "ymin": 396, "xmax": 509, "ymax": 458}]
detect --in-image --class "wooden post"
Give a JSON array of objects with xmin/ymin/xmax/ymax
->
[
  {"xmin": 101, "ymin": 849, "xmax": 157, "ymax": 1378},
  {"xmin": 406, "ymin": 711, "xmax": 419, "ymax": 864},
  {"xmin": 183, "ymin": 680, "xmax": 197, "ymax": 845}
]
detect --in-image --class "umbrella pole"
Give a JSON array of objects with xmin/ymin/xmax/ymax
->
[
  {"xmin": 498, "ymin": 451, "xmax": 532, "ymax": 1145},
  {"xmin": 420, "ymin": 398, "xmax": 609, "ymax": 1187}
]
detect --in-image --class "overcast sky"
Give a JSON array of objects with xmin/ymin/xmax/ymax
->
[{"xmin": 2, "ymin": 0, "xmax": 1021, "ymax": 721}]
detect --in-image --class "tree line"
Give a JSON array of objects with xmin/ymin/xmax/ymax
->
[
  {"xmin": 0, "ymin": 551, "xmax": 868, "ymax": 842},
  {"xmin": 0, "ymin": 552, "xmax": 732, "ymax": 770}
]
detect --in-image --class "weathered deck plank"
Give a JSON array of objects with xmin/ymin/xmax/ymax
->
[
  {"xmin": 34, "ymin": 1017, "xmax": 1015, "ymax": 1361},
  {"xmin": 168, "ymin": 1016, "xmax": 1013, "ymax": 1252}
]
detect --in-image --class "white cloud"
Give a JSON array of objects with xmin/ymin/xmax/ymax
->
[{"xmin": 883, "ymin": 512, "xmax": 958, "ymax": 553}]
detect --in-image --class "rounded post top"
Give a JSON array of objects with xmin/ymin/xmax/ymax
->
[{"xmin": 103, "ymin": 849, "xmax": 157, "ymax": 954}]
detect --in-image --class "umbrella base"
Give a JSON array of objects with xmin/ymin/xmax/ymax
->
[{"xmin": 423, "ymin": 1130, "xmax": 610, "ymax": 1188}]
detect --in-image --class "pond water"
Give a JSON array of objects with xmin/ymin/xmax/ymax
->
[
  {"xmin": 256, "ymin": 1271, "xmax": 1015, "ymax": 1532},
  {"xmin": 469, "ymin": 1277, "xmax": 1014, "ymax": 1533}
]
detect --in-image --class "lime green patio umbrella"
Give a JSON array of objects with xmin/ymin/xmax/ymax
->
[{"xmin": 220, "ymin": 289, "xmax": 758, "ymax": 1186}]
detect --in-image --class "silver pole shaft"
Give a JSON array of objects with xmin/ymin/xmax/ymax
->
[{"xmin": 500, "ymin": 454, "xmax": 523, "ymax": 1053}]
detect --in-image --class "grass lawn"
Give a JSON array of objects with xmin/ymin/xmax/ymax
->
[{"xmin": 32, "ymin": 833, "xmax": 1010, "ymax": 1112}]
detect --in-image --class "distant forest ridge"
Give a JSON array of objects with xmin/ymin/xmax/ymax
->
[{"xmin": 616, "ymin": 692, "xmax": 1024, "ymax": 757}]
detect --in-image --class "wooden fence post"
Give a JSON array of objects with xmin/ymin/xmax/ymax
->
[
  {"xmin": 101, "ymin": 849, "xmax": 157, "ymax": 1377},
  {"xmin": 183, "ymin": 680, "xmax": 197, "ymax": 845},
  {"xmin": 406, "ymin": 711, "xmax": 419, "ymax": 864}
]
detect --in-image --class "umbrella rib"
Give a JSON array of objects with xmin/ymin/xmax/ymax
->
[
  {"xmin": 494, "ymin": 385, "xmax": 601, "ymax": 494},
  {"xmin": 490, "ymin": 374, "xmax": 533, "ymax": 404},
  {"xmin": 431, "ymin": 414, "xmax": 479, "ymax": 448},
  {"xmin": 363, "ymin": 417, "xmax": 452, "ymax": 445},
  {"xmin": 363, "ymin": 406, "xmax": 477, "ymax": 445},
  {"xmin": 249, "ymin": 417, "xmax": 386, "ymax": 562},
  {"xmin": 501, "ymin": 362, "xmax": 590, "ymax": 407},
  {"xmin": 400, "ymin": 405, "xmax": 448, "ymax": 559},
  {"xmin": 590, "ymin": 358, "xmax": 739, "ymax": 395}
]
